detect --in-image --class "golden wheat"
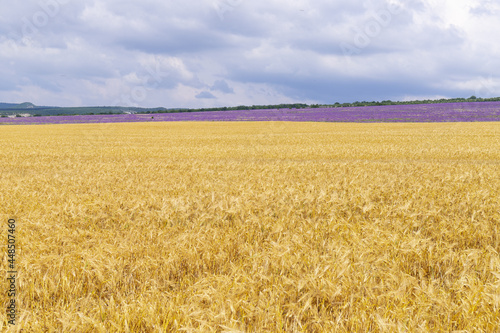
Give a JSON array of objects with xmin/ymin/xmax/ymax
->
[{"xmin": 1, "ymin": 121, "xmax": 499, "ymax": 332}]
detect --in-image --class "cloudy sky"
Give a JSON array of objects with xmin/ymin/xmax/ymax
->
[{"xmin": 0, "ymin": 0, "xmax": 499, "ymax": 108}]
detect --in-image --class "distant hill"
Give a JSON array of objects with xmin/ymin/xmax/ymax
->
[
  {"xmin": 0, "ymin": 102, "xmax": 39, "ymax": 109},
  {"xmin": 0, "ymin": 103, "xmax": 169, "ymax": 116}
]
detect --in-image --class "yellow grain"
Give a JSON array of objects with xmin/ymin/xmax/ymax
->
[{"xmin": 0, "ymin": 121, "xmax": 499, "ymax": 332}]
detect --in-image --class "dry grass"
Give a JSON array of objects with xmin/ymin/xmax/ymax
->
[{"xmin": 1, "ymin": 121, "xmax": 499, "ymax": 332}]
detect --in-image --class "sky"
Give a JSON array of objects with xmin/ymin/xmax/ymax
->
[{"xmin": 0, "ymin": 0, "xmax": 499, "ymax": 108}]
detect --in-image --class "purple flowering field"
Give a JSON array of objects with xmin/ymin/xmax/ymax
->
[{"xmin": 2, "ymin": 102, "xmax": 500, "ymax": 125}]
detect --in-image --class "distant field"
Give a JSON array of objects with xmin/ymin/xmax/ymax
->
[
  {"xmin": 1, "ymin": 101, "xmax": 500, "ymax": 124},
  {"xmin": 1, "ymin": 122, "xmax": 499, "ymax": 332}
]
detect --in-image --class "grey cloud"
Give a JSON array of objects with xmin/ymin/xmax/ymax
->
[
  {"xmin": 195, "ymin": 91, "xmax": 216, "ymax": 99},
  {"xmin": 211, "ymin": 80, "xmax": 234, "ymax": 93}
]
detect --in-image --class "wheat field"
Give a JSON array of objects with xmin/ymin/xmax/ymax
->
[{"xmin": 1, "ymin": 121, "xmax": 499, "ymax": 332}]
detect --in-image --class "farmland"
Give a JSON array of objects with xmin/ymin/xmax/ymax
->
[
  {"xmin": 1, "ymin": 101, "xmax": 500, "ymax": 125},
  {"xmin": 1, "ymin": 121, "xmax": 499, "ymax": 332}
]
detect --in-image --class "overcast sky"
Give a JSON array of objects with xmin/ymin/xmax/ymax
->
[{"xmin": 0, "ymin": 0, "xmax": 499, "ymax": 108}]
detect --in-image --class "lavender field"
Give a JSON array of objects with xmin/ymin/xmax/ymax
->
[{"xmin": 2, "ymin": 102, "xmax": 500, "ymax": 125}]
